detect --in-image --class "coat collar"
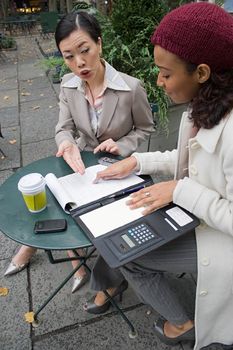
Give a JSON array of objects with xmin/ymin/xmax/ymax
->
[
  {"xmin": 61, "ymin": 60, "xmax": 131, "ymax": 92},
  {"xmin": 196, "ymin": 111, "xmax": 232, "ymax": 153}
]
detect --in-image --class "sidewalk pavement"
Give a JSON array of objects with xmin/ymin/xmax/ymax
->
[{"xmin": 0, "ymin": 35, "xmax": 223, "ymax": 350}]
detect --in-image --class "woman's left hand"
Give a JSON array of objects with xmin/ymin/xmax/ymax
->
[
  {"xmin": 93, "ymin": 138, "xmax": 120, "ymax": 155},
  {"xmin": 127, "ymin": 180, "xmax": 178, "ymax": 215}
]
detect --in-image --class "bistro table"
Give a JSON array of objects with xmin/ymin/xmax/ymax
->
[{"xmin": 0, "ymin": 153, "xmax": 137, "ymax": 337}]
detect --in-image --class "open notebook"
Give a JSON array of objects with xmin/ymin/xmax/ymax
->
[{"xmin": 45, "ymin": 164, "xmax": 152, "ymax": 214}]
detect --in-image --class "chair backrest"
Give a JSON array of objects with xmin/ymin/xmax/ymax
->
[{"xmin": 40, "ymin": 12, "xmax": 58, "ymax": 33}]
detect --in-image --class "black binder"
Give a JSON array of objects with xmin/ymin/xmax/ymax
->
[{"xmin": 71, "ymin": 176, "xmax": 200, "ymax": 268}]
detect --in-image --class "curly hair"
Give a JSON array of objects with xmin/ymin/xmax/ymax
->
[{"xmin": 188, "ymin": 65, "xmax": 233, "ymax": 129}]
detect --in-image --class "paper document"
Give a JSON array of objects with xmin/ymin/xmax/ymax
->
[
  {"xmin": 45, "ymin": 164, "xmax": 144, "ymax": 213},
  {"xmin": 79, "ymin": 196, "xmax": 144, "ymax": 237}
]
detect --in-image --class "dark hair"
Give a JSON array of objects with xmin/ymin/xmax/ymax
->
[
  {"xmin": 192, "ymin": 70, "xmax": 233, "ymax": 129},
  {"xmin": 184, "ymin": 63, "xmax": 233, "ymax": 129},
  {"xmin": 55, "ymin": 11, "xmax": 102, "ymax": 50}
]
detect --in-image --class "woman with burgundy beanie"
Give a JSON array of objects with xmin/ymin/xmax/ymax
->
[{"xmin": 83, "ymin": 2, "xmax": 233, "ymax": 349}]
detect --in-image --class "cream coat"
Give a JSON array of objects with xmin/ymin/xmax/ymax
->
[
  {"xmin": 55, "ymin": 63, "xmax": 154, "ymax": 157},
  {"xmin": 134, "ymin": 109, "xmax": 233, "ymax": 349}
]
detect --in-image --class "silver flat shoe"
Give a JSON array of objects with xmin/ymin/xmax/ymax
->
[
  {"xmin": 4, "ymin": 261, "xmax": 29, "ymax": 276},
  {"xmin": 71, "ymin": 273, "xmax": 89, "ymax": 293}
]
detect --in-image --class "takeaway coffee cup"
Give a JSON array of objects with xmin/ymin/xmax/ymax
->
[{"xmin": 18, "ymin": 173, "xmax": 47, "ymax": 213}]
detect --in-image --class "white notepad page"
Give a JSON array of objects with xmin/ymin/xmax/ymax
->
[
  {"xmin": 79, "ymin": 196, "xmax": 144, "ymax": 237},
  {"xmin": 45, "ymin": 164, "xmax": 144, "ymax": 213}
]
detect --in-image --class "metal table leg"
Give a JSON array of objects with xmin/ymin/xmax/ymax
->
[{"xmin": 33, "ymin": 247, "xmax": 96, "ymax": 324}]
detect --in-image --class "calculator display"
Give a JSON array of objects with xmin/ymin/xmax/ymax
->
[{"xmin": 122, "ymin": 234, "xmax": 135, "ymax": 248}]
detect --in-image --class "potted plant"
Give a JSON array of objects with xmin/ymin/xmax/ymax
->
[{"xmin": 41, "ymin": 55, "xmax": 70, "ymax": 84}]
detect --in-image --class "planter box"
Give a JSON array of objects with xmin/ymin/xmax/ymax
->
[
  {"xmin": 0, "ymin": 45, "xmax": 17, "ymax": 51},
  {"xmin": 137, "ymin": 103, "xmax": 188, "ymax": 153}
]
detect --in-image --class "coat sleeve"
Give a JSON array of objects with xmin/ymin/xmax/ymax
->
[
  {"xmin": 55, "ymin": 83, "xmax": 78, "ymax": 148},
  {"xmin": 132, "ymin": 149, "xmax": 177, "ymax": 176},
  {"xmin": 115, "ymin": 80, "xmax": 155, "ymax": 157},
  {"xmin": 173, "ymin": 145, "xmax": 233, "ymax": 236}
]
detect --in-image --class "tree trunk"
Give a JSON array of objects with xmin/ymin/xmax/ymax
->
[
  {"xmin": 66, "ymin": 0, "xmax": 73, "ymax": 13},
  {"xmin": 49, "ymin": 0, "xmax": 58, "ymax": 12},
  {"xmin": 0, "ymin": 0, "xmax": 9, "ymax": 18},
  {"xmin": 60, "ymin": 0, "xmax": 66, "ymax": 13}
]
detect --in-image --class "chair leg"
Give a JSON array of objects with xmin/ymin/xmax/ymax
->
[{"xmin": 103, "ymin": 290, "xmax": 138, "ymax": 338}]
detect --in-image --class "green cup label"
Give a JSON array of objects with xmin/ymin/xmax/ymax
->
[{"xmin": 22, "ymin": 190, "xmax": 47, "ymax": 212}]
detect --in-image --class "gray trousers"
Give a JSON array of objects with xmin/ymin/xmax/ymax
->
[{"xmin": 90, "ymin": 230, "xmax": 197, "ymax": 325}]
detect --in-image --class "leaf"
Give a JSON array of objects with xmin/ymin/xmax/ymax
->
[
  {"xmin": 24, "ymin": 311, "xmax": 35, "ymax": 323},
  {"xmin": 32, "ymin": 106, "xmax": 40, "ymax": 110},
  {"xmin": 3, "ymin": 96, "xmax": 9, "ymax": 100},
  {"xmin": 9, "ymin": 139, "xmax": 17, "ymax": 145},
  {"xmin": 0, "ymin": 287, "xmax": 9, "ymax": 296}
]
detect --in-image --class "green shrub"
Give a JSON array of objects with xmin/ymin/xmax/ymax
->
[
  {"xmin": 96, "ymin": 1, "xmax": 170, "ymax": 132},
  {"xmin": 0, "ymin": 35, "xmax": 16, "ymax": 49}
]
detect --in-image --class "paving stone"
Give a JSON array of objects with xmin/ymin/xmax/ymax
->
[
  {"xmin": 0, "ymin": 106, "xmax": 19, "ymax": 128},
  {"xmin": 33, "ymin": 305, "xmax": 182, "ymax": 350},
  {"xmin": 0, "ymin": 170, "xmax": 14, "ymax": 185},
  {"xmin": 0, "ymin": 77, "xmax": 18, "ymax": 91},
  {"xmin": 20, "ymin": 76, "xmax": 52, "ymax": 91},
  {"xmin": 18, "ymin": 61, "xmax": 47, "ymax": 81},
  {"xmin": 22, "ymin": 139, "xmax": 57, "ymax": 166},
  {"xmin": 19, "ymin": 97, "xmax": 59, "ymax": 113},
  {"xmin": 0, "ymin": 89, "xmax": 18, "ymax": 108},
  {"xmin": 20, "ymin": 105, "xmax": 59, "ymax": 144},
  {"xmin": 0, "ymin": 66, "xmax": 17, "ymax": 80},
  {"xmin": 0, "ymin": 260, "xmax": 31, "ymax": 350},
  {"xmin": 20, "ymin": 86, "xmax": 57, "ymax": 104},
  {"xmin": 0, "ymin": 231, "xmax": 18, "ymax": 259},
  {"xmin": 0, "ymin": 127, "xmax": 20, "ymax": 170}
]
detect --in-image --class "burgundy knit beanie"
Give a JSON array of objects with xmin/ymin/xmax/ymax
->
[{"xmin": 151, "ymin": 2, "xmax": 233, "ymax": 71}]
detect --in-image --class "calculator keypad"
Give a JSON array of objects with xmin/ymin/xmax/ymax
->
[{"xmin": 127, "ymin": 223, "xmax": 159, "ymax": 245}]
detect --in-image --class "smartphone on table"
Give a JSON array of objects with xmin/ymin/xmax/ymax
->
[
  {"xmin": 34, "ymin": 219, "xmax": 67, "ymax": 234},
  {"xmin": 98, "ymin": 157, "xmax": 119, "ymax": 166}
]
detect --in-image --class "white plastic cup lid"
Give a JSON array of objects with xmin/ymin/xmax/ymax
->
[{"xmin": 18, "ymin": 173, "xmax": 45, "ymax": 194}]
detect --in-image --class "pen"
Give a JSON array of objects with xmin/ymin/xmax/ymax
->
[
  {"xmin": 75, "ymin": 201, "xmax": 102, "ymax": 216},
  {"xmin": 107, "ymin": 184, "xmax": 145, "ymax": 199}
]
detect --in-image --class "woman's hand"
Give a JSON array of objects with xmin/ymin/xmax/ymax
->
[
  {"xmin": 93, "ymin": 156, "xmax": 137, "ymax": 183},
  {"xmin": 93, "ymin": 138, "xmax": 120, "ymax": 155},
  {"xmin": 56, "ymin": 140, "xmax": 85, "ymax": 174},
  {"xmin": 127, "ymin": 180, "xmax": 178, "ymax": 215}
]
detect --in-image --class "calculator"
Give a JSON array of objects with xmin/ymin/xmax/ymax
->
[
  {"xmin": 110, "ymin": 222, "xmax": 162, "ymax": 254},
  {"xmin": 75, "ymin": 201, "xmax": 200, "ymax": 268}
]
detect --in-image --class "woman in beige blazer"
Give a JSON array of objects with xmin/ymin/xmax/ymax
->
[
  {"xmin": 4, "ymin": 11, "xmax": 153, "ymax": 294},
  {"xmin": 83, "ymin": 3, "xmax": 233, "ymax": 349}
]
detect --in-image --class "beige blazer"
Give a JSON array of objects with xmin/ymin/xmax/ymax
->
[
  {"xmin": 134, "ymin": 109, "xmax": 233, "ymax": 349},
  {"xmin": 55, "ymin": 63, "xmax": 154, "ymax": 157}
]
